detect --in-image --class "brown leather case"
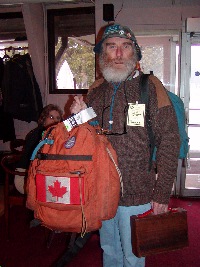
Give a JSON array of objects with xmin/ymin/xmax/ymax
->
[{"xmin": 130, "ymin": 208, "xmax": 189, "ymax": 257}]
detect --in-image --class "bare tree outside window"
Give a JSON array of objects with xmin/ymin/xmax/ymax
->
[{"xmin": 47, "ymin": 7, "xmax": 95, "ymax": 94}]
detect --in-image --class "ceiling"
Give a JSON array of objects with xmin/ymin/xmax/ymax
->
[
  {"xmin": 0, "ymin": 0, "xmax": 93, "ymax": 4},
  {"xmin": 0, "ymin": 16, "xmax": 26, "ymax": 42},
  {"xmin": 0, "ymin": 1, "xmax": 94, "ymax": 42}
]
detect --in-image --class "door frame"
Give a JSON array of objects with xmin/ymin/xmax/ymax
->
[{"xmin": 176, "ymin": 31, "xmax": 200, "ymax": 197}]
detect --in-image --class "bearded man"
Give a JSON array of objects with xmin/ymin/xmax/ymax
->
[{"xmin": 70, "ymin": 24, "xmax": 180, "ymax": 267}]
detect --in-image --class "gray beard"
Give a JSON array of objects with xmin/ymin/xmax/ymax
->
[{"xmin": 99, "ymin": 55, "xmax": 136, "ymax": 82}]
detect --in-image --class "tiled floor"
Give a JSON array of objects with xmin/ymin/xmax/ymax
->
[{"xmin": 0, "ymin": 185, "xmax": 4, "ymax": 216}]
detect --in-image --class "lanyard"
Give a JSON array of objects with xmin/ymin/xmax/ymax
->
[{"xmin": 109, "ymin": 82, "xmax": 121, "ymax": 131}]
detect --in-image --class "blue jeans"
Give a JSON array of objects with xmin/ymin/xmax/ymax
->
[{"xmin": 99, "ymin": 203, "xmax": 151, "ymax": 267}]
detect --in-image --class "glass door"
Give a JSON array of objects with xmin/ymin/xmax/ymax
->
[{"xmin": 179, "ymin": 34, "xmax": 200, "ymax": 197}]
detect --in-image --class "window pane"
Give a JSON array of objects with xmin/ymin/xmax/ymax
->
[
  {"xmin": 48, "ymin": 7, "xmax": 95, "ymax": 94},
  {"xmin": 136, "ymin": 35, "xmax": 179, "ymax": 93},
  {"xmin": 189, "ymin": 45, "xmax": 200, "ymax": 109},
  {"xmin": 189, "ymin": 110, "xmax": 200, "ymax": 124},
  {"xmin": 56, "ymin": 36, "xmax": 95, "ymax": 89}
]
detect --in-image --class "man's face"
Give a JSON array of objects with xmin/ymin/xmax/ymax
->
[
  {"xmin": 99, "ymin": 37, "xmax": 137, "ymax": 82},
  {"xmin": 104, "ymin": 37, "xmax": 134, "ymax": 67}
]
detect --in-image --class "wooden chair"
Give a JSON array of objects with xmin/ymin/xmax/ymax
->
[
  {"xmin": 1, "ymin": 153, "xmax": 27, "ymax": 240},
  {"xmin": 10, "ymin": 138, "xmax": 25, "ymax": 154}
]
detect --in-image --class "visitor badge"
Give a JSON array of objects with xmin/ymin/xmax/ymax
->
[{"xmin": 127, "ymin": 102, "xmax": 145, "ymax": 127}]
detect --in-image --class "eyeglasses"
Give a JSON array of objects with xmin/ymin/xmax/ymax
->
[{"xmin": 101, "ymin": 105, "xmax": 128, "ymax": 136}]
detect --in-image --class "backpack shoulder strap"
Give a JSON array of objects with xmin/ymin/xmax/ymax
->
[
  {"xmin": 139, "ymin": 74, "xmax": 155, "ymax": 171},
  {"xmin": 30, "ymin": 126, "xmax": 56, "ymax": 160},
  {"xmin": 139, "ymin": 73, "xmax": 150, "ymax": 105}
]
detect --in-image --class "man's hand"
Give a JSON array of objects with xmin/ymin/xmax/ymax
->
[
  {"xmin": 152, "ymin": 202, "xmax": 168, "ymax": 215},
  {"xmin": 70, "ymin": 95, "xmax": 87, "ymax": 114}
]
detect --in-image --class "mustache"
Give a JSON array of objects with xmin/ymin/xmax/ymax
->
[
  {"xmin": 99, "ymin": 54, "xmax": 137, "ymax": 82},
  {"xmin": 104, "ymin": 58, "xmax": 130, "ymax": 68},
  {"xmin": 113, "ymin": 60, "xmax": 124, "ymax": 64}
]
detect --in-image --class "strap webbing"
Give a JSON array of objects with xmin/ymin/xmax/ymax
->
[
  {"xmin": 31, "ymin": 139, "xmax": 54, "ymax": 160},
  {"xmin": 139, "ymin": 74, "xmax": 155, "ymax": 171},
  {"xmin": 37, "ymin": 153, "xmax": 92, "ymax": 161},
  {"xmin": 31, "ymin": 127, "xmax": 56, "ymax": 160}
]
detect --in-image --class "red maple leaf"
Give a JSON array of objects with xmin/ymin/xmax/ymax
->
[{"xmin": 48, "ymin": 180, "xmax": 67, "ymax": 201}]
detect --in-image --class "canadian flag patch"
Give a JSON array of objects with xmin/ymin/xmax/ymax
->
[{"xmin": 36, "ymin": 174, "xmax": 84, "ymax": 205}]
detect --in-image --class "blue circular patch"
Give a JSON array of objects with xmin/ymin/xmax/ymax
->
[{"xmin": 64, "ymin": 136, "xmax": 76, "ymax": 149}]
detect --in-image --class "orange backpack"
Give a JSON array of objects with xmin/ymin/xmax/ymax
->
[{"xmin": 26, "ymin": 122, "xmax": 121, "ymax": 234}]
